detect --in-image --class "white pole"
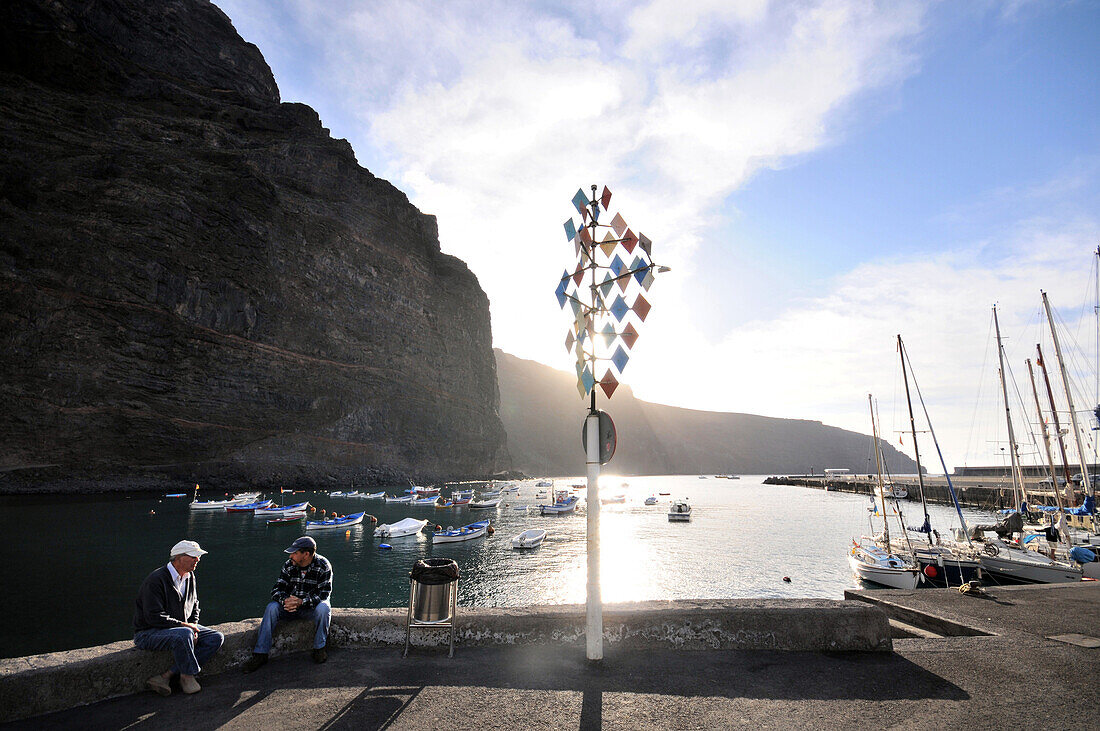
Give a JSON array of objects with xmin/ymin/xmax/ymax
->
[{"xmin": 585, "ymin": 410, "xmax": 602, "ymax": 660}]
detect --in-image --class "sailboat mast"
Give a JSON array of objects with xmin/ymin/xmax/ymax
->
[
  {"xmin": 1037, "ymin": 343, "xmax": 1074, "ymax": 493},
  {"xmin": 897, "ymin": 334, "xmax": 931, "ymax": 541},
  {"xmin": 993, "ymin": 306, "xmax": 1027, "ymax": 509},
  {"xmin": 868, "ymin": 394, "xmax": 889, "ymax": 546},
  {"xmin": 1027, "ymin": 357, "xmax": 1063, "ymax": 512},
  {"xmin": 1042, "ymin": 290, "xmax": 1094, "ymax": 504}
]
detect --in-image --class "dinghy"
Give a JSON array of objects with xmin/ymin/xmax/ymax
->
[
  {"xmin": 511, "ymin": 529, "xmax": 547, "ymax": 549},
  {"xmin": 667, "ymin": 499, "xmax": 691, "ymax": 522},
  {"xmin": 375, "ymin": 517, "xmax": 429, "ymax": 538},
  {"xmin": 470, "ymin": 497, "xmax": 502, "ymax": 509},
  {"xmin": 432, "ymin": 521, "xmax": 489, "ymax": 543}
]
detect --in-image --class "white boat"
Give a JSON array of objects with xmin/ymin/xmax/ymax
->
[
  {"xmin": 668, "ymin": 500, "xmax": 691, "ymax": 521},
  {"xmin": 386, "ymin": 494, "xmax": 414, "ymax": 503},
  {"xmin": 375, "ymin": 517, "xmax": 429, "ymax": 538},
  {"xmin": 190, "ymin": 497, "xmax": 248, "ymax": 510},
  {"xmin": 512, "ymin": 529, "xmax": 547, "ymax": 549},
  {"xmin": 501, "ymin": 484, "xmax": 520, "ymax": 493},
  {"xmin": 848, "ymin": 539, "xmax": 922, "ymax": 589},
  {"xmin": 600, "ymin": 494, "xmax": 626, "ymax": 504},
  {"xmin": 306, "ymin": 511, "xmax": 365, "ymax": 530},
  {"xmin": 470, "ymin": 497, "xmax": 501, "ymax": 509},
  {"xmin": 365, "ymin": 491, "xmax": 386, "ymax": 499},
  {"xmin": 539, "ymin": 493, "xmax": 579, "ymax": 515},
  {"xmin": 329, "ymin": 491, "xmax": 348, "ymax": 497},
  {"xmin": 534, "ymin": 479, "xmax": 553, "ymax": 488},
  {"xmin": 413, "ymin": 485, "xmax": 440, "ymax": 497},
  {"xmin": 432, "ymin": 521, "xmax": 489, "ymax": 543},
  {"xmin": 978, "ymin": 539, "xmax": 1082, "ymax": 584},
  {"xmin": 884, "ymin": 482, "xmax": 908, "ymax": 499},
  {"xmin": 412, "ymin": 496, "xmax": 439, "ymax": 505},
  {"xmin": 644, "ymin": 496, "xmax": 658, "ymax": 505},
  {"xmin": 254, "ymin": 501, "xmax": 310, "ymax": 516}
]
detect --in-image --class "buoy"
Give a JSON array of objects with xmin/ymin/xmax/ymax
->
[
  {"xmin": 487, "ymin": 526, "xmax": 495, "ymax": 535},
  {"xmin": 923, "ymin": 565, "xmax": 938, "ymax": 578},
  {"xmin": 435, "ymin": 525, "xmax": 442, "ymax": 531},
  {"xmin": 149, "ymin": 510, "xmax": 156, "ymax": 515},
  {"xmin": 310, "ymin": 507, "xmax": 316, "ymax": 512},
  {"xmin": 369, "ymin": 515, "xmax": 377, "ymax": 523},
  {"xmin": 379, "ymin": 544, "xmax": 392, "ymax": 550},
  {"xmin": 782, "ymin": 576, "xmax": 791, "ymax": 583},
  {"xmin": 345, "ymin": 529, "xmax": 351, "ymax": 537}
]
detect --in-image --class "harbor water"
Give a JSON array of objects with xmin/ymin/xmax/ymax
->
[{"xmin": 7, "ymin": 475, "xmax": 998, "ymax": 659}]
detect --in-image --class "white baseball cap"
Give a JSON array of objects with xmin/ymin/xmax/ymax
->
[{"xmin": 170, "ymin": 540, "xmax": 208, "ymax": 558}]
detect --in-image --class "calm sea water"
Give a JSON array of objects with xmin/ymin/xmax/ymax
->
[{"xmin": 7, "ymin": 475, "xmax": 997, "ymax": 658}]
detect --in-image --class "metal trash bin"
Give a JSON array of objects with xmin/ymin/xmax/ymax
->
[{"xmin": 404, "ymin": 558, "xmax": 460, "ymax": 657}]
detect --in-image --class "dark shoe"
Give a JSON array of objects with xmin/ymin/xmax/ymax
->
[
  {"xmin": 242, "ymin": 653, "xmax": 268, "ymax": 673},
  {"xmin": 312, "ymin": 647, "xmax": 327, "ymax": 664}
]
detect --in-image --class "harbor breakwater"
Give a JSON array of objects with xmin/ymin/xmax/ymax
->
[{"xmin": 0, "ymin": 600, "xmax": 890, "ymax": 722}]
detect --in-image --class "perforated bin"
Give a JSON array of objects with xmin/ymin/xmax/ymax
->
[{"xmin": 404, "ymin": 558, "xmax": 460, "ymax": 657}]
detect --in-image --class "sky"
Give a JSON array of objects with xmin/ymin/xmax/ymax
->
[{"xmin": 215, "ymin": 0, "xmax": 1100, "ymax": 474}]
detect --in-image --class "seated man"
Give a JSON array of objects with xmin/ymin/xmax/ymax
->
[
  {"xmin": 243, "ymin": 535, "xmax": 333, "ymax": 672},
  {"xmin": 133, "ymin": 540, "xmax": 224, "ymax": 696}
]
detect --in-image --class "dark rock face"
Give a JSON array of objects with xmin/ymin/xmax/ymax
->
[
  {"xmin": 496, "ymin": 350, "xmax": 920, "ymax": 477},
  {"xmin": 0, "ymin": 0, "xmax": 508, "ymax": 491}
]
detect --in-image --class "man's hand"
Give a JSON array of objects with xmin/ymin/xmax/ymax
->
[
  {"xmin": 283, "ymin": 596, "xmax": 303, "ymax": 612},
  {"xmin": 181, "ymin": 622, "xmax": 200, "ymax": 638}
]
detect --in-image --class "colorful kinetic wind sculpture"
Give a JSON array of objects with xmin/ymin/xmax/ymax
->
[{"xmin": 556, "ymin": 185, "xmax": 667, "ymax": 400}]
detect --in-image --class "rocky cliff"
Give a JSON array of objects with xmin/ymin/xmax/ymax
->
[
  {"xmin": 0, "ymin": 0, "xmax": 509, "ymax": 491},
  {"xmin": 496, "ymin": 350, "xmax": 920, "ymax": 476}
]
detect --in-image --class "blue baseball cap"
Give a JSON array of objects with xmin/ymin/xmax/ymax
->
[{"xmin": 285, "ymin": 536, "xmax": 316, "ymax": 553}]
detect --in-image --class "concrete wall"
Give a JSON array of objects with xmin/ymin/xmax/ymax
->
[{"xmin": 0, "ymin": 600, "xmax": 890, "ymax": 722}]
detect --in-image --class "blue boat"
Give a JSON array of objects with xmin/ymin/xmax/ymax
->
[
  {"xmin": 254, "ymin": 501, "xmax": 309, "ymax": 516},
  {"xmin": 433, "ymin": 520, "xmax": 490, "ymax": 543},
  {"xmin": 306, "ymin": 511, "xmax": 365, "ymax": 530}
]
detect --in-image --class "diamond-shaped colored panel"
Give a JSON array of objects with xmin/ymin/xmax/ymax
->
[
  {"xmin": 581, "ymin": 366, "xmax": 595, "ymax": 394},
  {"xmin": 570, "ymin": 298, "xmax": 582, "ymax": 318},
  {"xmin": 601, "ymin": 186, "xmax": 612, "ymax": 211},
  {"xmin": 641, "ymin": 269, "xmax": 655, "ymax": 291},
  {"xmin": 599, "ymin": 370, "xmax": 619, "ymax": 399},
  {"xmin": 610, "ymin": 212, "xmax": 627, "ymax": 236},
  {"xmin": 610, "ymin": 254, "xmax": 625, "ymax": 276},
  {"xmin": 609, "ymin": 295, "xmax": 629, "ymax": 322},
  {"xmin": 564, "ymin": 218, "xmax": 577, "ymax": 242},
  {"xmin": 572, "ymin": 189, "xmax": 588, "ymax": 216},
  {"xmin": 617, "ymin": 273, "xmax": 630, "ymax": 292},
  {"xmin": 555, "ymin": 277, "xmax": 568, "ymax": 308},
  {"xmin": 622, "ymin": 228, "xmax": 637, "ymax": 253},
  {"xmin": 620, "ymin": 322, "xmax": 639, "ymax": 349},
  {"xmin": 577, "ymin": 326, "xmax": 587, "ymax": 344},
  {"xmin": 632, "ymin": 294, "xmax": 652, "ymax": 321},
  {"xmin": 638, "ymin": 232, "xmax": 652, "ymax": 256},
  {"xmin": 578, "ymin": 226, "xmax": 592, "ymax": 245},
  {"xmin": 611, "ymin": 345, "xmax": 629, "ymax": 373},
  {"xmin": 632, "ymin": 257, "xmax": 648, "ymax": 285},
  {"xmin": 572, "ymin": 266, "xmax": 584, "ymax": 286},
  {"xmin": 599, "ymin": 241, "xmax": 617, "ymax": 257},
  {"xmin": 599, "ymin": 274, "xmax": 615, "ymax": 298},
  {"xmin": 576, "ymin": 376, "xmax": 587, "ymax": 398},
  {"xmin": 565, "ymin": 330, "xmax": 574, "ymax": 352}
]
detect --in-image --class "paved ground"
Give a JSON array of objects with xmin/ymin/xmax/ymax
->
[{"xmin": 8, "ymin": 583, "xmax": 1099, "ymax": 730}]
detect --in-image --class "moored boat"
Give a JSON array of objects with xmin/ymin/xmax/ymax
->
[
  {"xmin": 386, "ymin": 494, "xmax": 414, "ymax": 503},
  {"xmin": 365, "ymin": 491, "xmax": 386, "ymax": 499},
  {"xmin": 254, "ymin": 501, "xmax": 310, "ymax": 516},
  {"xmin": 668, "ymin": 499, "xmax": 691, "ymax": 521},
  {"xmin": 432, "ymin": 521, "xmax": 489, "ymax": 543},
  {"xmin": 375, "ymin": 517, "xmax": 429, "ymax": 538},
  {"xmin": 267, "ymin": 514, "xmax": 305, "ymax": 525},
  {"xmin": 470, "ymin": 496, "xmax": 502, "ymax": 509},
  {"xmin": 512, "ymin": 529, "xmax": 547, "ymax": 549},
  {"xmin": 644, "ymin": 496, "xmax": 658, "ymax": 505},
  {"xmin": 226, "ymin": 499, "xmax": 275, "ymax": 513},
  {"xmin": 848, "ymin": 539, "xmax": 922, "ymax": 589},
  {"xmin": 412, "ymin": 496, "xmax": 439, "ymax": 505},
  {"xmin": 539, "ymin": 493, "xmax": 579, "ymax": 515},
  {"xmin": 306, "ymin": 511, "xmax": 365, "ymax": 530}
]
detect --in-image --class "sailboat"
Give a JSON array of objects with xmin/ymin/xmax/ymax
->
[
  {"xmin": 971, "ymin": 305, "xmax": 1081, "ymax": 585},
  {"xmin": 889, "ymin": 335, "xmax": 983, "ymax": 587},
  {"xmin": 848, "ymin": 394, "xmax": 921, "ymax": 589}
]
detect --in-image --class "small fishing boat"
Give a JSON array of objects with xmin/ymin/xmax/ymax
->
[
  {"xmin": 668, "ymin": 499, "xmax": 691, "ymax": 522},
  {"xmin": 432, "ymin": 521, "xmax": 489, "ymax": 544},
  {"xmin": 848, "ymin": 538, "xmax": 921, "ymax": 589},
  {"xmin": 500, "ymin": 484, "xmax": 519, "ymax": 493},
  {"xmin": 478, "ymin": 490, "xmax": 502, "ymax": 498},
  {"xmin": 412, "ymin": 496, "xmax": 439, "ymax": 505},
  {"xmin": 435, "ymin": 501, "xmax": 454, "ymax": 509},
  {"xmin": 601, "ymin": 494, "xmax": 626, "ymax": 504},
  {"xmin": 512, "ymin": 505, "xmax": 529, "ymax": 511},
  {"xmin": 365, "ymin": 491, "xmax": 386, "ymax": 499},
  {"xmin": 413, "ymin": 486, "xmax": 440, "ymax": 497},
  {"xmin": 329, "ymin": 491, "xmax": 348, "ymax": 497},
  {"xmin": 375, "ymin": 517, "xmax": 429, "ymax": 538},
  {"xmin": 190, "ymin": 497, "xmax": 252, "ymax": 510},
  {"xmin": 539, "ymin": 493, "xmax": 579, "ymax": 515},
  {"xmin": 658, "ymin": 492, "xmax": 670, "ymax": 496},
  {"xmin": 345, "ymin": 491, "xmax": 367, "ymax": 498},
  {"xmin": 451, "ymin": 494, "xmax": 472, "ymax": 506},
  {"xmin": 386, "ymin": 494, "xmax": 414, "ymax": 503},
  {"xmin": 164, "ymin": 493, "xmax": 188, "ymax": 498},
  {"xmin": 644, "ymin": 496, "xmax": 658, "ymax": 506},
  {"xmin": 470, "ymin": 497, "xmax": 502, "ymax": 509},
  {"xmin": 267, "ymin": 514, "xmax": 305, "ymax": 525},
  {"xmin": 234, "ymin": 492, "xmax": 261, "ymax": 501},
  {"xmin": 306, "ymin": 511, "xmax": 365, "ymax": 530},
  {"xmin": 534, "ymin": 479, "xmax": 553, "ymax": 488},
  {"xmin": 226, "ymin": 499, "xmax": 275, "ymax": 513},
  {"xmin": 254, "ymin": 501, "xmax": 310, "ymax": 516},
  {"xmin": 512, "ymin": 529, "xmax": 547, "ymax": 549}
]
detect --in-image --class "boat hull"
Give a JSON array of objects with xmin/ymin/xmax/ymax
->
[
  {"xmin": 979, "ymin": 550, "xmax": 1081, "ymax": 584},
  {"xmin": 512, "ymin": 529, "xmax": 547, "ymax": 549},
  {"xmin": 432, "ymin": 525, "xmax": 487, "ymax": 543},
  {"xmin": 848, "ymin": 554, "xmax": 921, "ymax": 589},
  {"xmin": 306, "ymin": 511, "xmax": 365, "ymax": 530}
]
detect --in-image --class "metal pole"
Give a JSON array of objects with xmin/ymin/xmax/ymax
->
[
  {"xmin": 993, "ymin": 306, "xmax": 1027, "ymax": 509},
  {"xmin": 897, "ymin": 335, "xmax": 932, "ymax": 540},
  {"xmin": 584, "ymin": 185, "xmax": 602, "ymax": 662},
  {"xmin": 1042, "ymin": 291, "xmax": 1094, "ymax": 503}
]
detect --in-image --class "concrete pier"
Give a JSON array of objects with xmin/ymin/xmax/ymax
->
[{"xmin": 3, "ymin": 586, "xmax": 1098, "ymax": 728}]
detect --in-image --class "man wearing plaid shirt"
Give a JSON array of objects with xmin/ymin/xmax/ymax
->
[{"xmin": 243, "ymin": 536, "xmax": 332, "ymax": 672}]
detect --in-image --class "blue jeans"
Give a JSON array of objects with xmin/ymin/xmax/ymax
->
[
  {"xmin": 134, "ymin": 625, "xmax": 224, "ymax": 676},
  {"xmin": 253, "ymin": 600, "xmax": 330, "ymax": 654}
]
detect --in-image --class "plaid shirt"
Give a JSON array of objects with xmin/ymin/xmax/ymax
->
[{"xmin": 271, "ymin": 553, "xmax": 332, "ymax": 609}]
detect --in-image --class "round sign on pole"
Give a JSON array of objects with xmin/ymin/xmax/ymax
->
[{"xmin": 581, "ymin": 410, "xmax": 616, "ymax": 464}]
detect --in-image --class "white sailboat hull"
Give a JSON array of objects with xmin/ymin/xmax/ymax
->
[
  {"xmin": 848, "ymin": 554, "xmax": 921, "ymax": 589},
  {"xmin": 979, "ymin": 545, "xmax": 1081, "ymax": 584}
]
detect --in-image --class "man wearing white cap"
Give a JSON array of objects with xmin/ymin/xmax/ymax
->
[{"xmin": 133, "ymin": 540, "xmax": 224, "ymax": 696}]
